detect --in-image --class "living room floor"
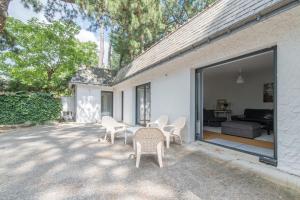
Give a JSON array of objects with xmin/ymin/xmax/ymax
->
[{"xmin": 203, "ymin": 128, "xmax": 274, "ymax": 157}]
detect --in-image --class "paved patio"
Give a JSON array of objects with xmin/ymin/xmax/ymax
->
[{"xmin": 0, "ymin": 124, "xmax": 299, "ymax": 200}]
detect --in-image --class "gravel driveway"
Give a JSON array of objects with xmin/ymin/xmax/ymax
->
[{"xmin": 0, "ymin": 124, "xmax": 299, "ymax": 200}]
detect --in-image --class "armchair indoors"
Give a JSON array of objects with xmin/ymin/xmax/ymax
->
[{"xmin": 203, "ymin": 109, "xmax": 227, "ymax": 127}]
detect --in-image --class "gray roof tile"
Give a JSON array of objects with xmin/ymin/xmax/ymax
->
[{"xmin": 70, "ymin": 67, "xmax": 116, "ymax": 86}]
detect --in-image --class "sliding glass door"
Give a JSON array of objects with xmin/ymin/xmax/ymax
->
[
  {"xmin": 136, "ymin": 83, "xmax": 151, "ymax": 126},
  {"xmin": 101, "ymin": 91, "xmax": 113, "ymax": 117},
  {"xmin": 195, "ymin": 47, "xmax": 277, "ymax": 164}
]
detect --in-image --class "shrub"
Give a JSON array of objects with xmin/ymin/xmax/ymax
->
[{"xmin": 0, "ymin": 92, "xmax": 61, "ymax": 125}]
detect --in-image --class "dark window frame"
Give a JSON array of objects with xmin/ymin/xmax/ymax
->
[
  {"xmin": 195, "ymin": 46, "xmax": 277, "ymax": 165},
  {"xmin": 135, "ymin": 82, "xmax": 151, "ymax": 126},
  {"xmin": 101, "ymin": 91, "xmax": 114, "ymax": 117}
]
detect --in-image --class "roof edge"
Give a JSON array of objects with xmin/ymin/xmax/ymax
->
[
  {"xmin": 127, "ymin": 0, "xmax": 222, "ymax": 64},
  {"xmin": 113, "ymin": 0, "xmax": 299, "ymax": 86}
]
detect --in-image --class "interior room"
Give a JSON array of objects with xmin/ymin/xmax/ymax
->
[{"xmin": 200, "ymin": 50, "xmax": 275, "ymax": 157}]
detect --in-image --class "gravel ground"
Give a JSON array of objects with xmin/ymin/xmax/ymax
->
[{"xmin": 0, "ymin": 124, "xmax": 299, "ymax": 200}]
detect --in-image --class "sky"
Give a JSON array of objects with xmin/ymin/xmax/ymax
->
[{"xmin": 7, "ymin": 0, "xmax": 109, "ymax": 65}]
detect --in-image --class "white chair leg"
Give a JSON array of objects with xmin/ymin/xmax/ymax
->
[
  {"xmin": 133, "ymin": 138, "xmax": 136, "ymax": 151},
  {"xmin": 111, "ymin": 132, "xmax": 115, "ymax": 144},
  {"xmin": 124, "ymin": 130, "xmax": 127, "ymax": 144},
  {"xmin": 157, "ymin": 143, "xmax": 163, "ymax": 168},
  {"xmin": 166, "ymin": 135, "xmax": 170, "ymax": 149},
  {"xmin": 136, "ymin": 143, "xmax": 141, "ymax": 168},
  {"xmin": 161, "ymin": 145, "xmax": 165, "ymax": 157},
  {"xmin": 104, "ymin": 132, "xmax": 107, "ymax": 141},
  {"xmin": 179, "ymin": 135, "xmax": 182, "ymax": 145}
]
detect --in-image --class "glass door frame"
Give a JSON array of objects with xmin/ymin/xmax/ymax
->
[
  {"xmin": 136, "ymin": 82, "xmax": 151, "ymax": 126},
  {"xmin": 195, "ymin": 46, "xmax": 278, "ymax": 165}
]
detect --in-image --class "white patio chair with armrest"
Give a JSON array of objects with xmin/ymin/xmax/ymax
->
[
  {"xmin": 134, "ymin": 128, "xmax": 165, "ymax": 168},
  {"xmin": 147, "ymin": 115, "xmax": 170, "ymax": 148},
  {"xmin": 102, "ymin": 116, "xmax": 126, "ymax": 144},
  {"xmin": 163, "ymin": 117, "xmax": 186, "ymax": 146},
  {"xmin": 147, "ymin": 115, "xmax": 168, "ymax": 129}
]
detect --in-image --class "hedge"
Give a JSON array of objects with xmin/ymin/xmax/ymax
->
[{"xmin": 0, "ymin": 92, "xmax": 61, "ymax": 125}]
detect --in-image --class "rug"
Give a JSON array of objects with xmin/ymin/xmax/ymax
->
[{"xmin": 255, "ymin": 132, "xmax": 273, "ymax": 142}]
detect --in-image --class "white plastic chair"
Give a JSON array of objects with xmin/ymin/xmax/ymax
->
[
  {"xmin": 147, "ymin": 115, "xmax": 168, "ymax": 129},
  {"xmin": 101, "ymin": 116, "xmax": 126, "ymax": 144},
  {"xmin": 134, "ymin": 128, "xmax": 165, "ymax": 168},
  {"xmin": 163, "ymin": 117, "xmax": 186, "ymax": 147}
]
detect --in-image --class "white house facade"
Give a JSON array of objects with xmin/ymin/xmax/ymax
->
[{"xmin": 70, "ymin": 0, "xmax": 300, "ymax": 177}]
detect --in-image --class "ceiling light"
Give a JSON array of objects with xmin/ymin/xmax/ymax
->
[{"xmin": 236, "ymin": 68, "xmax": 244, "ymax": 84}]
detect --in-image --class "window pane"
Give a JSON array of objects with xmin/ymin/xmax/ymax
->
[{"xmin": 101, "ymin": 92, "xmax": 113, "ymax": 117}]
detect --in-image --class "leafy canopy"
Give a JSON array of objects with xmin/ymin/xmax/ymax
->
[
  {"xmin": 0, "ymin": 17, "xmax": 98, "ymax": 94},
  {"xmin": 108, "ymin": 0, "xmax": 216, "ymax": 69}
]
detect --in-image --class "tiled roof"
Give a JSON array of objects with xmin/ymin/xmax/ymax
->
[
  {"xmin": 70, "ymin": 67, "xmax": 116, "ymax": 86},
  {"xmin": 114, "ymin": 0, "xmax": 296, "ymax": 84}
]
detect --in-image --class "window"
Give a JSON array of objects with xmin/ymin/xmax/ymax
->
[
  {"xmin": 101, "ymin": 91, "xmax": 113, "ymax": 117},
  {"xmin": 136, "ymin": 83, "xmax": 151, "ymax": 126}
]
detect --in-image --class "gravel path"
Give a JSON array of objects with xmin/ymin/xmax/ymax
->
[{"xmin": 0, "ymin": 124, "xmax": 299, "ymax": 200}]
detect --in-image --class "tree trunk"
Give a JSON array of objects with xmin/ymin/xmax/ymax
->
[
  {"xmin": 0, "ymin": 0, "xmax": 10, "ymax": 33},
  {"xmin": 119, "ymin": 53, "xmax": 124, "ymax": 68},
  {"xmin": 98, "ymin": 22, "xmax": 104, "ymax": 68},
  {"xmin": 46, "ymin": 69, "xmax": 54, "ymax": 92},
  {"xmin": 108, "ymin": 39, "xmax": 112, "ymax": 68},
  {"xmin": 47, "ymin": 70, "xmax": 54, "ymax": 82}
]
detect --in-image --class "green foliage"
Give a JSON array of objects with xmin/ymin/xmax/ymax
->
[
  {"xmin": 2, "ymin": 0, "xmax": 217, "ymax": 73},
  {"xmin": 0, "ymin": 92, "xmax": 61, "ymax": 125},
  {"xmin": 108, "ymin": 0, "xmax": 165, "ymax": 68},
  {"xmin": 108, "ymin": 0, "xmax": 217, "ymax": 69},
  {"xmin": 0, "ymin": 17, "xmax": 98, "ymax": 95}
]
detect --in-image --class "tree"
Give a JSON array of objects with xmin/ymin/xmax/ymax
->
[
  {"xmin": 108, "ymin": 0, "xmax": 165, "ymax": 69},
  {"xmin": 108, "ymin": 0, "xmax": 216, "ymax": 69},
  {"xmin": 1, "ymin": 0, "xmax": 218, "ymax": 71},
  {"xmin": 0, "ymin": 17, "xmax": 98, "ymax": 94},
  {"xmin": 0, "ymin": 0, "xmax": 43, "ymax": 33},
  {"xmin": 44, "ymin": 0, "xmax": 108, "ymax": 68}
]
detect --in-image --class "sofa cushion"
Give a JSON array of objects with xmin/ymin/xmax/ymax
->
[{"xmin": 244, "ymin": 109, "xmax": 273, "ymax": 120}]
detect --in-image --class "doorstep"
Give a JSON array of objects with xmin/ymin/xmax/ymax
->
[{"xmin": 184, "ymin": 141, "xmax": 300, "ymax": 192}]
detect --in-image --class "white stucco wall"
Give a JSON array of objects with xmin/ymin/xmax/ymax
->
[
  {"xmin": 113, "ymin": 91, "xmax": 122, "ymax": 121},
  {"xmin": 113, "ymin": 5, "xmax": 300, "ymax": 176},
  {"xmin": 75, "ymin": 85, "xmax": 101, "ymax": 123},
  {"xmin": 276, "ymin": 21, "xmax": 300, "ymax": 176},
  {"xmin": 122, "ymin": 87, "xmax": 135, "ymax": 125},
  {"xmin": 151, "ymin": 68, "xmax": 195, "ymax": 142}
]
